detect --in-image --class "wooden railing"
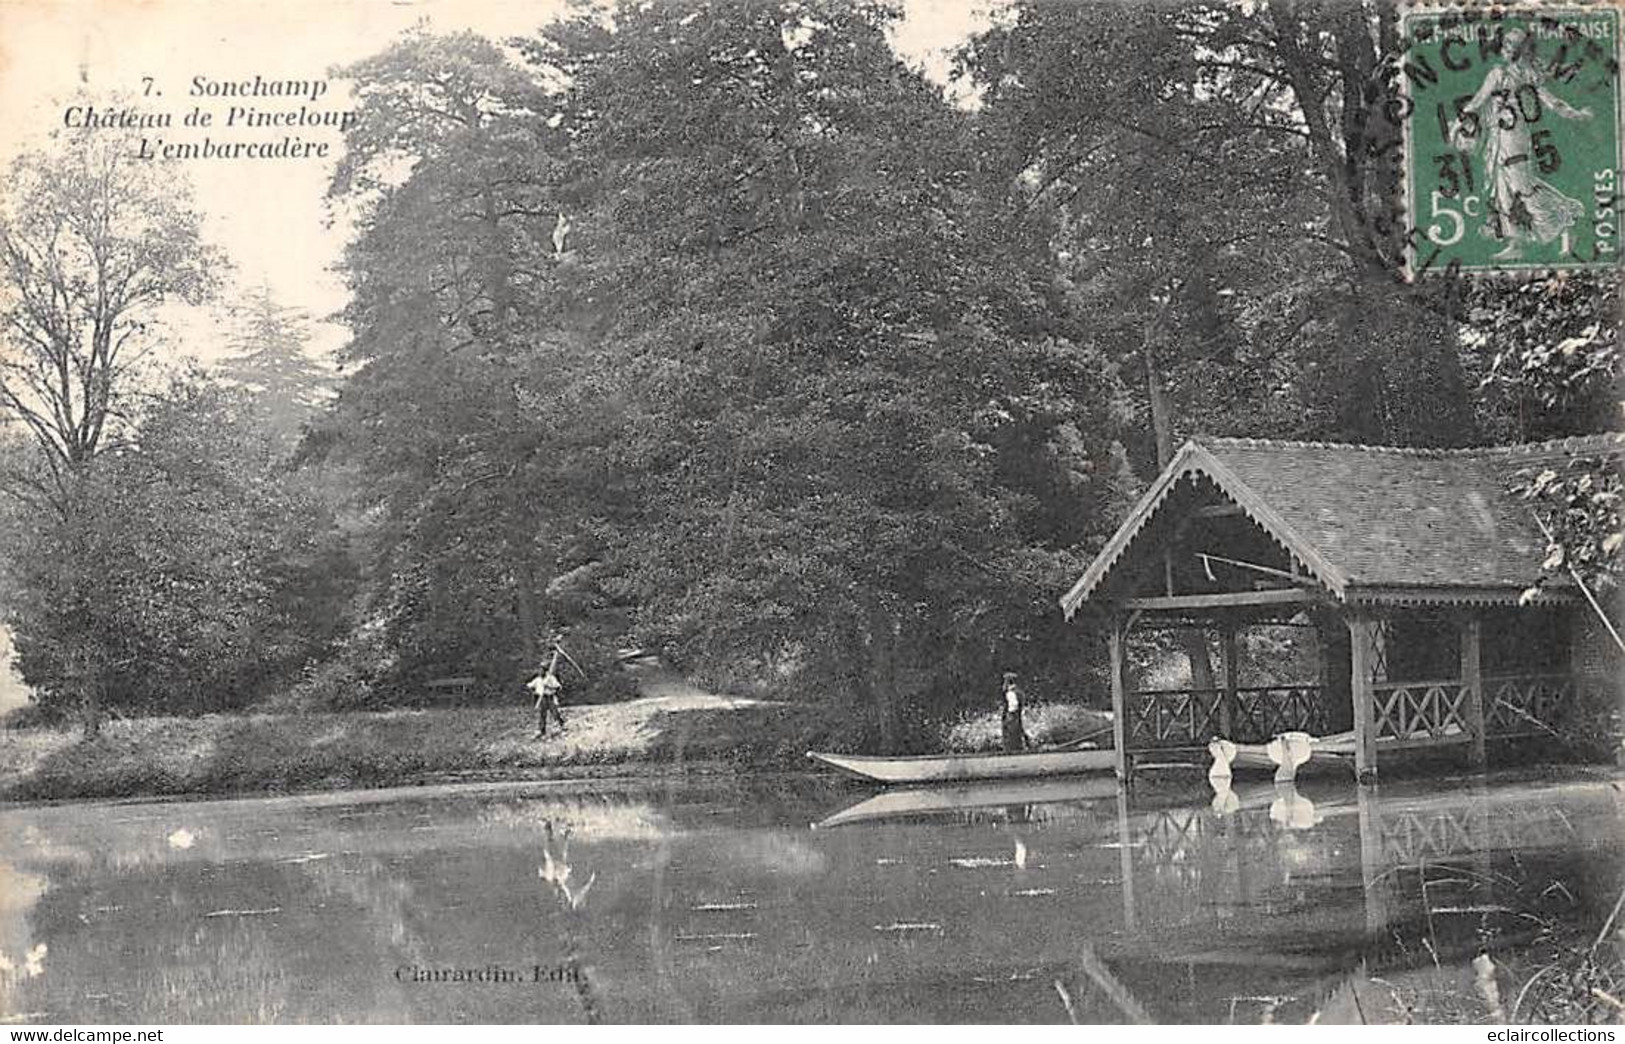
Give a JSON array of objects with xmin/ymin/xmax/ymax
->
[
  {"xmin": 1483, "ymin": 672, "xmax": 1573, "ymax": 737},
  {"xmin": 1232, "ymin": 685, "xmax": 1327, "ymax": 742},
  {"xmin": 1367, "ymin": 671, "xmax": 1618, "ymax": 745},
  {"xmin": 1371, "ymin": 679, "xmax": 1472, "ymax": 748},
  {"xmin": 1127, "ymin": 684, "xmax": 1326, "ymax": 748},
  {"xmin": 1130, "ymin": 672, "xmax": 1613, "ymax": 752}
]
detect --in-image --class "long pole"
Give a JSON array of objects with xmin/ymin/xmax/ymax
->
[
  {"xmin": 1531, "ymin": 512, "xmax": 1625, "ymax": 655},
  {"xmin": 553, "ymin": 641, "xmax": 588, "ymax": 678}
]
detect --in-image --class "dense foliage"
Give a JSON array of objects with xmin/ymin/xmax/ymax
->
[
  {"xmin": 0, "ymin": 0, "xmax": 1616, "ymax": 739},
  {"xmin": 3, "ymin": 385, "xmax": 344, "ymax": 725}
]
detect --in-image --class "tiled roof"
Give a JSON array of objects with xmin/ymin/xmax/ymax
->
[{"xmin": 1061, "ymin": 432, "xmax": 1625, "ymax": 615}]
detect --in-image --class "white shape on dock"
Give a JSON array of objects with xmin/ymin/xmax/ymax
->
[{"xmin": 1267, "ymin": 732, "xmax": 1313, "ymax": 783}]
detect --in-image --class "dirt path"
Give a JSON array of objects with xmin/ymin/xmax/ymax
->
[
  {"xmin": 484, "ymin": 659, "xmax": 773, "ymax": 761},
  {"xmin": 619, "ymin": 658, "xmax": 764, "ymax": 710}
]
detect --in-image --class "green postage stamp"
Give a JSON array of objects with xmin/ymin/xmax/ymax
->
[{"xmin": 1402, "ymin": 6, "xmax": 1622, "ymax": 275}]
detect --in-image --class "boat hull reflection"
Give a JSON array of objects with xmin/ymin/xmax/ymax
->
[{"xmin": 815, "ymin": 775, "xmax": 1121, "ymax": 828}]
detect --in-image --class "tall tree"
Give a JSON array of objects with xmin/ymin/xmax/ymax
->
[
  {"xmin": 0, "ymin": 129, "xmax": 221, "ymax": 731},
  {"xmin": 216, "ymin": 285, "xmax": 333, "ymax": 449},
  {"xmin": 521, "ymin": 0, "xmax": 1132, "ymax": 742},
  {"xmin": 321, "ymin": 4, "xmax": 1136, "ymax": 732},
  {"xmin": 325, "ymin": 29, "xmax": 618, "ymax": 690},
  {"xmin": 0, "ymin": 129, "xmax": 219, "ymax": 510},
  {"xmin": 961, "ymin": 0, "xmax": 1481, "ymax": 455}
]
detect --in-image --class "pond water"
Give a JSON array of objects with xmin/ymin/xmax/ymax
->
[{"xmin": 1, "ymin": 768, "xmax": 1620, "ymax": 1023}]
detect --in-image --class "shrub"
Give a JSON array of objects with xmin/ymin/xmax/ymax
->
[
  {"xmin": 275, "ymin": 655, "xmax": 381, "ymax": 712},
  {"xmin": 1, "ymin": 699, "xmax": 63, "ymax": 730},
  {"xmin": 939, "ymin": 701, "xmax": 1114, "ymax": 753}
]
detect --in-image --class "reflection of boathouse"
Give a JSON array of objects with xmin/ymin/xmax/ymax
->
[{"xmin": 1062, "ymin": 435, "xmax": 1624, "ymax": 780}]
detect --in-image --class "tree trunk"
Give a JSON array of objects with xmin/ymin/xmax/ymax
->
[
  {"xmin": 1144, "ymin": 328, "xmax": 1216, "ymax": 693},
  {"xmin": 516, "ymin": 538, "xmax": 541, "ymax": 671},
  {"xmin": 1143, "ymin": 321, "xmax": 1175, "ymax": 467},
  {"xmin": 482, "ymin": 169, "xmax": 534, "ymax": 674},
  {"xmin": 1268, "ymin": 0, "xmax": 1383, "ymax": 275},
  {"xmin": 81, "ymin": 655, "xmax": 103, "ymax": 738},
  {"xmin": 480, "ymin": 182, "xmax": 514, "ymax": 331},
  {"xmin": 1187, "ymin": 633, "xmax": 1217, "ymax": 691},
  {"xmin": 864, "ymin": 599, "xmax": 901, "ymax": 752}
]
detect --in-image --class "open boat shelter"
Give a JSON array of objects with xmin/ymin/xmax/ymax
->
[{"xmin": 1061, "ymin": 435, "xmax": 1624, "ymax": 782}]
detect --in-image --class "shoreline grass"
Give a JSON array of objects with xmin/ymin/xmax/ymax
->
[{"xmin": 0, "ymin": 697, "xmax": 831, "ymax": 804}]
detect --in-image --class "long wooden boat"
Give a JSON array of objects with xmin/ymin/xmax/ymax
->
[
  {"xmin": 806, "ymin": 746, "xmax": 1116, "ymax": 784},
  {"xmin": 814, "ymin": 775, "xmax": 1120, "ymax": 828}
]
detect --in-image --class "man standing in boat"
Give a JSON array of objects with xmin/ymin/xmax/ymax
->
[{"xmin": 1001, "ymin": 671, "xmax": 1028, "ymax": 753}]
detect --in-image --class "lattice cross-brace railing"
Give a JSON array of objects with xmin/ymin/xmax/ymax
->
[
  {"xmin": 1129, "ymin": 689, "xmax": 1223, "ymax": 747},
  {"xmin": 1233, "ymin": 686, "xmax": 1328, "ymax": 741},
  {"xmin": 1376, "ymin": 799, "xmax": 1585, "ymax": 868},
  {"xmin": 1135, "ymin": 807, "xmax": 1208, "ymax": 867},
  {"xmin": 1373, "ymin": 681, "xmax": 1473, "ymax": 743},
  {"xmin": 1129, "ymin": 686, "xmax": 1327, "ymax": 747},
  {"xmin": 1380, "ymin": 807, "xmax": 1481, "ymax": 866},
  {"xmin": 1485, "ymin": 673, "xmax": 1574, "ymax": 736}
]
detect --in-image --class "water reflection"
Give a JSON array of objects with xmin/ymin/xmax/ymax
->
[
  {"xmin": 813, "ymin": 776, "xmax": 1118, "ymax": 829},
  {"xmin": 0, "ymin": 771, "xmax": 1618, "ymax": 1024},
  {"xmin": 1206, "ymin": 776, "xmax": 1320, "ymax": 829}
]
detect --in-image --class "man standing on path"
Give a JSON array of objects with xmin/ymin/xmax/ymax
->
[{"xmin": 529, "ymin": 649, "xmax": 567, "ymax": 738}]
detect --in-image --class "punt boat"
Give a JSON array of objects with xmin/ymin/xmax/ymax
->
[{"xmin": 806, "ymin": 745, "xmax": 1116, "ymax": 784}]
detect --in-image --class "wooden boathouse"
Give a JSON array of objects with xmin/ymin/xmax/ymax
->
[{"xmin": 1061, "ymin": 434, "xmax": 1623, "ymax": 782}]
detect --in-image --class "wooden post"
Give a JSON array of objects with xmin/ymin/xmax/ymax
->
[
  {"xmin": 1108, "ymin": 617, "xmax": 1131, "ymax": 784},
  {"xmin": 1221, "ymin": 623, "xmax": 1238, "ymax": 738},
  {"xmin": 1347, "ymin": 612, "xmax": 1379, "ymax": 783},
  {"xmin": 1461, "ymin": 615, "xmax": 1485, "ymax": 768}
]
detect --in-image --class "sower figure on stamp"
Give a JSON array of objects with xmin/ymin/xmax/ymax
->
[
  {"xmin": 1450, "ymin": 27, "xmax": 1593, "ymax": 262},
  {"xmin": 1001, "ymin": 671, "xmax": 1029, "ymax": 753}
]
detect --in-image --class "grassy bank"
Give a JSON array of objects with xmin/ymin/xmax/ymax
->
[
  {"xmin": 0, "ymin": 693, "xmax": 837, "ymax": 803},
  {"xmin": 0, "ymin": 659, "xmax": 1124, "ymax": 802}
]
